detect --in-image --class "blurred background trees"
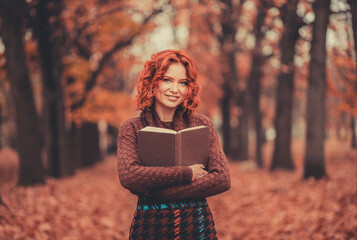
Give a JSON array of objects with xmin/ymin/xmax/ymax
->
[
  {"xmin": 0, "ymin": 0, "xmax": 356, "ymax": 186},
  {"xmin": 0, "ymin": 0, "xmax": 45, "ymax": 185},
  {"xmin": 304, "ymin": 0, "xmax": 330, "ymax": 179}
]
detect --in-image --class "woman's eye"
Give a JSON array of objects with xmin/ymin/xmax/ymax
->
[
  {"xmin": 163, "ymin": 78, "xmax": 171, "ymax": 83},
  {"xmin": 179, "ymin": 81, "xmax": 188, "ymax": 86}
]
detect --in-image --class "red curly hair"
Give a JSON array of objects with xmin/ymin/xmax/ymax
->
[{"xmin": 135, "ymin": 49, "xmax": 200, "ymax": 114}]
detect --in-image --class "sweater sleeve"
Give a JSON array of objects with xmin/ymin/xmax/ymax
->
[
  {"xmin": 147, "ymin": 116, "xmax": 231, "ymax": 200},
  {"xmin": 117, "ymin": 119, "xmax": 193, "ymax": 194}
]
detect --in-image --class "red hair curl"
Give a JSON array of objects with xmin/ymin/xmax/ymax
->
[{"xmin": 135, "ymin": 49, "xmax": 200, "ymax": 114}]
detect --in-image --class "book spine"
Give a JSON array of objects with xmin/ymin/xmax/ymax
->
[{"xmin": 175, "ymin": 133, "xmax": 182, "ymax": 166}]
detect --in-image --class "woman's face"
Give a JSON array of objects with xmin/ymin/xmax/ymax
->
[{"xmin": 154, "ymin": 63, "xmax": 189, "ymax": 114}]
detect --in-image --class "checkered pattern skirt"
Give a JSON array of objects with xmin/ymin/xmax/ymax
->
[{"xmin": 129, "ymin": 197, "xmax": 217, "ymax": 240}]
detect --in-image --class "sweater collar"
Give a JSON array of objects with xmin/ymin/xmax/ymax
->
[{"xmin": 140, "ymin": 106, "xmax": 190, "ymax": 131}]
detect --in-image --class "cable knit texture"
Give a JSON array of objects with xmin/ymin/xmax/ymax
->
[{"xmin": 117, "ymin": 107, "xmax": 231, "ymax": 201}]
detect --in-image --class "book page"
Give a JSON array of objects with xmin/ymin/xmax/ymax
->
[
  {"xmin": 178, "ymin": 125, "xmax": 207, "ymax": 133},
  {"xmin": 140, "ymin": 126, "xmax": 177, "ymax": 134}
]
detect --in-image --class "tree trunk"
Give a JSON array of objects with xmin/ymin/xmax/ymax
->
[
  {"xmin": 107, "ymin": 125, "xmax": 119, "ymax": 154},
  {"xmin": 348, "ymin": 0, "xmax": 357, "ymax": 149},
  {"xmin": 0, "ymin": 105, "xmax": 2, "ymax": 149},
  {"xmin": 271, "ymin": 0, "xmax": 299, "ymax": 170},
  {"xmin": 69, "ymin": 122, "xmax": 81, "ymax": 170},
  {"xmin": 233, "ymin": 0, "xmax": 249, "ymax": 161},
  {"xmin": 0, "ymin": 0, "xmax": 45, "ymax": 185},
  {"xmin": 221, "ymin": 93, "xmax": 231, "ymax": 155},
  {"xmin": 246, "ymin": 1, "xmax": 267, "ymax": 168},
  {"xmin": 351, "ymin": 118, "xmax": 356, "ymax": 148},
  {"xmin": 236, "ymin": 92, "xmax": 249, "ymax": 160},
  {"xmin": 68, "ymin": 122, "xmax": 101, "ymax": 168},
  {"xmin": 219, "ymin": 0, "xmax": 237, "ymax": 156},
  {"xmin": 248, "ymin": 54, "xmax": 264, "ymax": 168},
  {"xmin": 36, "ymin": 0, "xmax": 73, "ymax": 177},
  {"xmin": 80, "ymin": 122, "xmax": 101, "ymax": 167},
  {"xmin": 304, "ymin": 0, "xmax": 330, "ymax": 179}
]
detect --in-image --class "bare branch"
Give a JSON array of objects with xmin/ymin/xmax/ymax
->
[
  {"xmin": 71, "ymin": 2, "xmax": 168, "ymax": 111},
  {"xmin": 69, "ymin": 6, "xmax": 128, "ymax": 48}
]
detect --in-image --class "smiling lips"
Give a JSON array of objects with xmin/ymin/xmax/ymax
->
[{"xmin": 165, "ymin": 95, "xmax": 179, "ymax": 100}]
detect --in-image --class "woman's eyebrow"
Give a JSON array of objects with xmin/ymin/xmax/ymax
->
[{"xmin": 163, "ymin": 75, "xmax": 188, "ymax": 81}]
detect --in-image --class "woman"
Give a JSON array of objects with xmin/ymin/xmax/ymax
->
[{"xmin": 117, "ymin": 49, "xmax": 230, "ymax": 239}]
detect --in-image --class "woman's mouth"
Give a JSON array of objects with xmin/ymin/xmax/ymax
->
[{"xmin": 166, "ymin": 95, "xmax": 179, "ymax": 100}]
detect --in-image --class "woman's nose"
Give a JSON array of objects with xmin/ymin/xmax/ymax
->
[{"xmin": 169, "ymin": 83, "xmax": 178, "ymax": 92}]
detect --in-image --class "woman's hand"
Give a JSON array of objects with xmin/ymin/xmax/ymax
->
[{"xmin": 189, "ymin": 164, "xmax": 208, "ymax": 181}]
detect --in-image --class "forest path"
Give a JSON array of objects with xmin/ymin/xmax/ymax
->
[{"xmin": 0, "ymin": 140, "xmax": 356, "ymax": 240}]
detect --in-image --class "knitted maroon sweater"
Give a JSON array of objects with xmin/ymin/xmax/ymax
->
[{"xmin": 117, "ymin": 107, "xmax": 231, "ymax": 201}]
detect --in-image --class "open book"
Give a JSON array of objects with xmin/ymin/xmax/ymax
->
[{"xmin": 138, "ymin": 125, "xmax": 209, "ymax": 167}]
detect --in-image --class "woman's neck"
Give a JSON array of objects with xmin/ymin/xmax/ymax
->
[{"xmin": 154, "ymin": 104, "xmax": 175, "ymax": 122}]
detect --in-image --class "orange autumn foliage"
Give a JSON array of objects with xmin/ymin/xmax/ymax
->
[
  {"xmin": 69, "ymin": 88, "xmax": 136, "ymax": 127},
  {"xmin": 60, "ymin": 0, "xmax": 161, "ymax": 126},
  {"xmin": 327, "ymin": 47, "xmax": 357, "ymax": 118}
]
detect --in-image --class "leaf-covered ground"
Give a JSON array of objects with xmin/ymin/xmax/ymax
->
[{"xmin": 0, "ymin": 140, "xmax": 356, "ymax": 240}]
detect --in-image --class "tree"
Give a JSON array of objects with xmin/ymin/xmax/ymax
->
[
  {"xmin": 218, "ymin": 0, "xmax": 238, "ymax": 156},
  {"xmin": 271, "ymin": 0, "xmax": 300, "ymax": 170},
  {"xmin": 184, "ymin": 1, "xmax": 225, "ymax": 116},
  {"xmin": 185, "ymin": 0, "xmax": 240, "ymax": 157},
  {"xmin": 246, "ymin": 0, "xmax": 269, "ymax": 168},
  {"xmin": 36, "ymin": 0, "xmax": 72, "ymax": 177},
  {"xmin": 0, "ymin": 104, "xmax": 2, "ymax": 148},
  {"xmin": 68, "ymin": 1, "xmax": 167, "ymax": 112},
  {"xmin": 348, "ymin": 0, "xmax": 357, "ymax": 149},
  {"xmin": 0, "ymin": 0, "xmax": 45, "ymax": 185},
  {"xmin": 0, "ymin": 51, "xmax": 15, "ymax": 149},
  {"xmin": 304, "ymin": 0, "xmax": 330, "ymax": 179},
  {"xmin": 64, "ymin": 0, "xmax": 167, "ymax": 168},
  {"xmin": 232, "ymin": 0, "xmax": 249, "ymax": 161}
]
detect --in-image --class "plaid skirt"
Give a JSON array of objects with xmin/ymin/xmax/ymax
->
[{"xmin": 129, "ymin": 197, "xmax": 217, "ymax": 240}]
